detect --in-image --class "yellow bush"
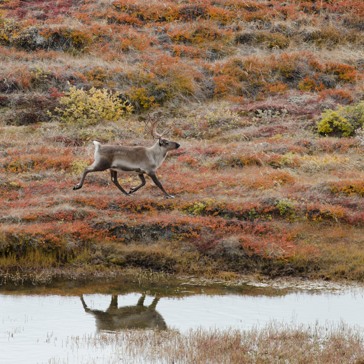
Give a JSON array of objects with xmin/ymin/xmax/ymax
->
[
  {"xmin": 127, "ymin": 87, "xmax": 159, "ymax": 110},
  {"xmin": 317, "ymin": 103, "xmax": 364, "ymax": 137},
  {"xmin": 0, "ymin": 18, "xmax": 19, "ymax": 44},
  {"xmin": 317, "ymin": 108, "xmax": 352, "ymax": 137},
  {"xmin": 51, "ymin": 85, "xmax": 133, "ymax": 126}
]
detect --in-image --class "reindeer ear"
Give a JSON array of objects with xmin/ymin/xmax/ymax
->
[{"xmin": 159, "ymin": 139, "xmax": 163, "ymax": 146}]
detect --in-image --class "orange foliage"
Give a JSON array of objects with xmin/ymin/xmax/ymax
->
[
  {"xmin": 1, "ymin": 153, "xmax": 75, "ymax": 173},
  {"xmin": 329, "ymin": 180, "xmax": 364, "ymax": 197},
  {"xmin": 325, "ymin": 62, "xmax": 359, "ymax": 83},
  {"xmin": 318, "ymin": 89, "xmax": 354, "ymax": 103}
]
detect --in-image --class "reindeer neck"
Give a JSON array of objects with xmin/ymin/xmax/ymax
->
[{"xmin": 148, "ymin": 141, "xmax": 168, "ymax": 166}]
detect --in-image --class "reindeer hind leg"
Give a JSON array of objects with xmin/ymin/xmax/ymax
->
[
  {"xmin": 73, "ymin": 158, "xmax": 109, "ymax": 190},
  {"xmin": 73, "ymin": 165, "xmax": 95, "ymax": 190},
  {"xmin": 129, "ymin": 174, "xmax": 146, "ymax": 194},
  {"xmin": 110, "ymin": 170, "xmax": 130, "ymax": 196}
]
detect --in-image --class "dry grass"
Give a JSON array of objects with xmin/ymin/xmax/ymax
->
[{"xmin": 52, "ymin": 323, "xmax": 364, "ymax": 364}]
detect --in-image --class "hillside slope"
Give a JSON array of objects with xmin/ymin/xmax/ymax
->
[{"xmin": 1, "ymin": 0, "xmax": 364, "ymax": 284}]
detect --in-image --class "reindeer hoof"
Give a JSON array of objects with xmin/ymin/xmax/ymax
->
[
  {"xmin": 166, "ymin": 194, "xmax": 175, "ymax": 199},
  {"xmin": 73, "ymin": 185, "xmax": 81, "ymax": 190}
]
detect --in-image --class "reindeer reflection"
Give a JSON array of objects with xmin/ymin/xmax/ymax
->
[{"xmin": 80, "ymin": 294, "xmax": 167, "ymax": 331}]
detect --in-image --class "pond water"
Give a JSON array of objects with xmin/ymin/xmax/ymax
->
[{"xmin": 1, "ymin": 281, "xmax": 364, "ymax": 364}]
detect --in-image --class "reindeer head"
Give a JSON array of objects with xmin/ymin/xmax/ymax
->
[{"xmin": 145, "ymin": 115, "xmax": 180, "ymax": 151}]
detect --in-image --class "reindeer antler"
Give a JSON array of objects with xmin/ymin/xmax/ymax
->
[{"xmin": 144, "ymin": 115, "xmax": 171, "ymax": 140}]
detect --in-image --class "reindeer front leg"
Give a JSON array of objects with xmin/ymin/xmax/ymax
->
[{"xmin": 148, "ymin": 172, "xmax": 174, "ymax": 199}]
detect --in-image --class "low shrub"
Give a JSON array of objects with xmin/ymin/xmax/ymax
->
[
  {"xmin": 236, "ymin": 31, "xmax": 289, "ymax": 49},
  {"xmin": 0, "ymin": 21, "xmax": 93, "ymax": 52},
  {"xmin": 50, "ymin": 84, "xmax": 133, "ymax": 126},
  {"xmin": 329, "ymin": 180, "xmax": 364, "ymax": 197},
  {"xmin": 125, "ymin": 56, "xmax": 197, "ymax": 110},
  {"xmin": 40, "ymin": 27, "xmax": 93, "ymax": 51},
  {"xmin": 317, "ymin": 102, "xmax": 364, "ymax": 137},
  {"xmin": 1, "ymin": 153, "xmax": 75, "ymax": 173},
  {"xmin": 183, "ymin": 109, "xmax": 244, "ymax": 139}
]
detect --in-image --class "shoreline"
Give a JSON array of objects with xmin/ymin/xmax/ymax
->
[{"xmin": 1, "ymin": 267, "xmax": 362, "ymax": 294}]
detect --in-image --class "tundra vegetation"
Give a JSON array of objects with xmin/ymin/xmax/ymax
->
[
  {"xmin": 2, "ymin": 0, "xmax": 364, "ymax": 288},
  {"xmin": 14, "ymin": 323, "xmax": 364, "ymax": 364}
]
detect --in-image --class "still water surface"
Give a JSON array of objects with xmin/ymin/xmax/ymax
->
[{"xmin": 1, "ymin": 284, "xmax": 364, "ymax": 364}]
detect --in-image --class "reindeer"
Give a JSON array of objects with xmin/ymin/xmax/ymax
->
[
  {"xmin": 80, "ymin": 294, "xmax": 167, "ymax": 331},
  {"xmin": 73, "ymin": 116, "xmax": 180, "ymax": 198}
]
